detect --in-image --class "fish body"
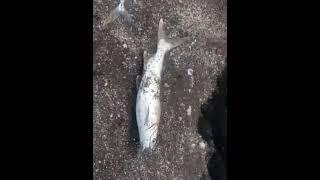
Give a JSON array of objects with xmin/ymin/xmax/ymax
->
[{"xmin": 136, "ymin": 19, "xmax": 188, "ymax": 151}]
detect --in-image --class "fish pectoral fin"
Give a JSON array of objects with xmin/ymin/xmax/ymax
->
[{"xmin": 143, "ymin": 51, "xmax": 152, "ymax": 72}]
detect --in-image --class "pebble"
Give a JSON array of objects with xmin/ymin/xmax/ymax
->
[
  {"xmin": 123, "ymin": 44, "xmax": 127, "ymax": 48},
  {"xmin": 199, "ymin": 142, "xmax": 206, "ymax": 149},
  {"xmin": 187, "ymin": 68, "xmax": 193, "ymax": 76},
  {"xmin": 187, "ymin": 106, "xmax": 192, "ymax": 116},
  {"xmin": 164, "ymin": 83, "xmax": 170, "ymax": 87}
]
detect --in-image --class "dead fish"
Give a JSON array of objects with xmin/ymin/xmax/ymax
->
[
  {"xmin": 136, "ymin": 18, "xmax": 189, "ymax": 151},
  {"xmin": 102, "ymin": 0, "xmax": 133, "ymax": 27}
]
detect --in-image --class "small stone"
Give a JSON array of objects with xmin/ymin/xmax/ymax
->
[
  {"xmin": 199, "ymin": 142, "xmax": 206, "ymax": 149},
  {"xmin": 187, "ymin": 68, "xmax": 193, "ymax": 76},
  {"xmin": 178, "ymin": 117, "xmax": 182, "ymax": 121},
  {"xmin": 191, "ymin": 143, "xmax": 196, "ymax": 148},
  {"xmin": 164, "ymin": 83, "xmax": 170, "ymax": 87},
  {"xmin": 123, "ymin": 44, "xmax": 127, "ymax": 48},
  {"xmin": 187, "ymin": 106, "xmax": 192, "ymax": 116},
  {"xmin": 117, "ymin": 114, "xmax": 120, "ymax": 118},
  {"xmin": 110, "ymin": 114, "xmax": 113, "ymax": 118}
]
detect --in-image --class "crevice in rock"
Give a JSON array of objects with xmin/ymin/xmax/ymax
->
[{"xmin": 198, "ymin": 64, "xmax": 227, "ymax": 180}]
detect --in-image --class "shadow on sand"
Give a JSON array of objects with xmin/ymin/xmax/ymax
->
[{"xmin": 198, "ymin": 64, "xmax": 227, "ymax": 180}]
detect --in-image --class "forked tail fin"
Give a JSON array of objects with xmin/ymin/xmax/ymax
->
[
  {"xmin": 158, "ymin": 18, "xmax": 189, "ymax": 50},
  {"xmin": 102, "ymin": 0, "xmax": 133, "ymax": 27}
]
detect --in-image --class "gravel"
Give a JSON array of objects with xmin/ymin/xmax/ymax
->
[{"xmin": 93, "ymin": 0, "xmax": 227, "ymax": 179}]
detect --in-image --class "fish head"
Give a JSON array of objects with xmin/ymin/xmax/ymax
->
[
  {"xmin": 140, "ymin": 127, "xmax": 158, "ymax": 151},
  {"xmin": 149, "ymin": 136, "xmax": 157, "ymax": 149},
  {"xmin": 147, "ymin": 127, "xmax": 158, "ymax": 149}
]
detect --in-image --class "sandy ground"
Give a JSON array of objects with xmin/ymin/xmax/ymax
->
[{"xmin": 93, "ymin": 0, "xmax": 227, "ymax": 179}]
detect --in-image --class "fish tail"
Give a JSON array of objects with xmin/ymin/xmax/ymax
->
[
  {"xmin": 158, "ymin": 18, "xmax": 167, "ymax": 41},
  {"xmin": 102, "ymin": 0, "xmax": 134, "ymax": 28},
  {"xmin": 158, "ymin": 18, "xmax": 189, "ymax": 50}
]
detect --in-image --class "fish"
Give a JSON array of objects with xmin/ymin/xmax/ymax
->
[
  {"xmin": 102, "ymin": 0, "xmax": 133, "ymax": 27},
  {"xmin": 136, "ymin": 18, "xmax": 189, "ymax": 151}
]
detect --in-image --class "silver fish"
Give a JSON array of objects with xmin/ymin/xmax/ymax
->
[{"xmin": 136, "ymin": 18, "xmax": 188, "ymax": 151}]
